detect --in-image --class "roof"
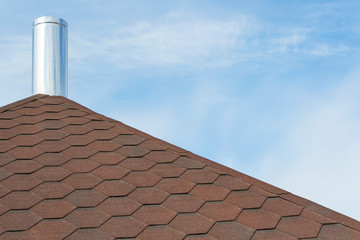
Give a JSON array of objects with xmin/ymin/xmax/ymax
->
[{"xmin": 0, "ymin": 94, "xmax": 359, "ymax": 240}]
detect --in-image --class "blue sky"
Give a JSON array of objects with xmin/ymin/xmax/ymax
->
[{"xmin": 1, "ymin": 0, "xmax": 360, "ymax": 220}]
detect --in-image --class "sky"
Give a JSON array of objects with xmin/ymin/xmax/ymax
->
[{"xmin": 1, "ymin": 0, "xmax": 360, "ymax": 220}]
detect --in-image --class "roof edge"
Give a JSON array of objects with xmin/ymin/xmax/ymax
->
[{"xmin": 0, "ymin": 94, "xmax": 48, "ymax": 113}]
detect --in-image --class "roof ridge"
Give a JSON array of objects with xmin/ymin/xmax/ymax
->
[{"xmin": 0, "ymin": 94, "xmax": 47, "ymax": 113}]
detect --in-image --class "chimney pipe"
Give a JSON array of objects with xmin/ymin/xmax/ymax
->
[{"xmin": 32, "ymin": 16, "xmax": 68, "ymax": 97}]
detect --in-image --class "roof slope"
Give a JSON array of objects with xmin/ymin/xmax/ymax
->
[{"xmin": 0, "ymin": 94, "xmax": 359, "ymax": 240}]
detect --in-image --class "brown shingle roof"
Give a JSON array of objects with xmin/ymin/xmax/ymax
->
[{"xmin": 0, "ymin": 94, "xmax": 360, "ymax": 239}]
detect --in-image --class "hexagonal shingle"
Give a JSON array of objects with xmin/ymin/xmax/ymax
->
[
  {"xmin": 86, "ymin": 129, "xmax": 118, "ymax": 140},
  {"xmin": 62, "ymin": 173, "xmax": 102, "ymax": 189},
  {"xmin": 262, "ymin": 197, "xmax": 302, "ymax": 217},
  {"xmin": 97, "ymin": 197, "xmax": 141, "ymax": 215},
  {"xmin": 0, "ymin": 203, "xmax": 8, "ymax": 216},
  {"xmin": 65, "ymin": 228, "xmax": 113, "ymax": 240},
  {"xmin": 65, "ymin": 189, "xmax": 106, "ymax": 207},
  {"xmin": 62, "ymin": 135, "xmax": 94, "ymax": 146},
  {"xmin": 13, "ymin": 125, "xmax": 43, "ymax": 135},
  {"xmin": 0, "ymin": 167, "xmax": 12, "ymax": 181},
  {"xmin": 133, "ymin": 205, "xmax": 177, "ymax": 225},
  {"xmin": 214, "ymin": 175, "xmax": 250, "ymax": 191},
  {"xmin": 3, "ymin": 160, "xmax": 42, "ymax": 174},
  {"xmin": 10, "ymin": 135, "xmax": 42, "ymax": 146},
  {"xmin": 225, "ymin": 190, "xmax": 266, "ymax": 209},
  {"xmin": 184, "ymin": 235, "xmax": 217, "ymax": 240},
  {"xmin": 39, "ymin": 96, "xmax": 66, "ymax": 105},
  {"xmin": 91, "ymin": 165, "xmax": 129, "ymax": 180},
  {"xmin": 318, "ymin": 224, "xmax": 360, "ymax": 239},
  {"xmin": 173, "ymin": 156, "xmax": 205, "ymax": 169},
  {"xmin": 1, "ymin": 174, "xmax": 41, "ymax": 191},
  {"xmin": 61, "ymin": 109, "xmax": 88, "ymax": 117},
  {"xmin": 149, "ymin": 163, "xmax": 186, "ymax": 177},
  {"xmin": 6, "ymin": 147, "xmax": 42, "ymax": 159},
  {"xmin": 276, "ymin": 216, "xmax": 321, "ymax": 239},
  {"xmin": 32, "ymin": 182, "xmax": 73, "ymax": 199},
  {"xmin": 112, "ymin": 134, "xmax": 145, "ymax": 146},
  {"xmin": 62, "ymin": 146, "xmax": 96, "ymax": 159},
  {"xmin": 138, "ymin": 140, "xmax": 167, "ymax": 151},
  {"xmin": 0, "ymin": 129, "xmax": 17, "ymax": 140},
  {"xmin": 31, "ymin": 200, "xmax": 76, "ymax": 219},
  {"xmin": 0, "ymin": 210, "xmax": 40, "ymax": 231},
  {"xmin": 15, "ymin": 107, "xmax": 44, "ymax": 116},
  {"xmin": 237, "ymin": 209, "xmax": 280, "ymax": 230},
  {"xmin": 32, "ymin": 166, "xmax": 71, "ymax": 181},
  {"xmin": 190, "ymin": 184, "xmax": 230, "ymax": 201},
  {"xmin": 38, "ymin": 112, "xmax": 65, "ymax": 120},
  {"xmin": 88, "ymin": 141, "xmax": 121, "ymax": 152},
  {"xmin": 128, "ymin": 187, "xmax": 169, "ymax": 204},
  {"xmin": 13, "ymin": 116, "xmax": 43, "ymax": 125},
  {"xmin": 0, "ymin": 140, "xmax": 16, "ymax": 152},
  {"xmin": 62, "ymin": 116, "xmax": 92, "ymax": 125},
  {"xmin": 0, "ymin": 191, "xmax": 42, "ymax": 210},
  {"xmin": 169, "ymin": 213, "xmax": 215, "ymax": 235},
  {"xmin": 94, "ymin": 180, "xmax": 135, "ymax": 197},
  {"xmin": 138, "ymin": 226, "xmax": 186, "ymax": 240},
  {"xmin": 0, "ymin": 110, "xmax": 21, "ymax": 119},
  {"xmin": 181, "ymin": 169, "xmax": 219, "ymax": 184},
  {"xmin": 251, "ymin": 229, "xmax": 297, "ymax": 240},
  {"xmin": 301, "ymin": 208, "xmax": 336, "ymax": 224},
  {"xmin": 155, "ymin": 178, "xmax": 195, "ymax": 194},
  {"xmin": 34, "ymin": 152, "xmax": 71, "ymax": 166},
  {"xmin": 100, "ymin": 216, "xmax": 146, "ymax": 238},
  {"xmin": 35, "ymin": 140, "xmax": 70, "ymax": 153},
  {"xmin": 122, "ymin": 171, "xmax": 161, "ymax": 187},
  {"xmin": 119, "ymin": 157, "xmax": 155, "ymax": 171},
  {"xmin": 39, "ymin": 103, "xmax": 67, "ymax": 112},
  {"xmin": 163, "ymin": 194, "xmax": 204, "ymax": 213},
  {"xmin": 38, "ymin": 119, "xmax": 67, "ymax": 129},
  {"xmin": 0, "ymin": 153, "xmax": 15, "ymax": 166},
  {"xmin": 37, "ymin": 129, "xmax": 69, "ymax": 140},
  {"xmin": 90, "ymin": 152, "xmax": 125, "ymax": 165},
  {"xmin": 85, "ymin": 120, "xmax": 114, "ymax": 130},
  {"xmin": 65, "ymin": 208, "xmax": 110, "ymax": 228},
  {"xmin": 62, "ymin": 125, "xmax": 92, "ymax": 135},
  {"xmin": 0, "ymin": 231, "xmax": 36, "ymax": 240},
  {"xmin": 0, "ymin": 185, "xmax": 10, "ymax": 198},
  {"xmin": 62, "ymin": 159, "xmax": 99, "ymax": 173},
  {"xmin": 116, "ymin": 146, "xmax": 150, "ymax": 158},
  {"xmin": 208, "ymin": 221, "xmax": 254, "ymax": 240},
  {"xmin": 145, "ymin": 150, "xmax": 179, "ymax": 163},
  {"xmin": 0, "ymin": 119, "xmax": 20, "ymax": 128},
  {"xmin": 29, "ymin": 219, "xmax": 76, "ymax": 239},
  {"xmin": 199, "ymin": 202, "xmax": 241, "ymax": 221}
]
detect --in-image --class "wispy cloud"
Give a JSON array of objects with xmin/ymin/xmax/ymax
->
[
  {"xmin": 271, "ymin": 31, "xmax": 307, "ymax": 54},
  {"xmin": 70, "ymin": 14, "xmax": 252, "ymax": 69},
  {"xmin": 308, "ymin": 43, "xmax": 351, "ymax": 56},
  {"xmin": 70, "ymin": 11, "xmax": 358, "ymax": 73}
]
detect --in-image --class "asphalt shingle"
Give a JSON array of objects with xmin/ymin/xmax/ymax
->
[{"xmin": 0, "ymin": 94, "xmax": 359, "ymax": 239}]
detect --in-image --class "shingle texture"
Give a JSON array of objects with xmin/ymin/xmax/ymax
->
[{"xmin": 0, "ymin": 94, "xmax": 360, "ymax": 239}]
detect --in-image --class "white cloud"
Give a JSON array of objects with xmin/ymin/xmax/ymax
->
[
  {"xmin": 68, "ymin": 11, "xmax": 359, "ymax": 75},
  {"xmin": 69, "ymin": 14, "xmax": 253, "ymax": 69},
  {"xmin": 272, "ymin": 31, "xmax": 307, "ymax": 53}
]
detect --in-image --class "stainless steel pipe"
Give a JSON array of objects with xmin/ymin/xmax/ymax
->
[{"xmin": 32, "ymin": 16, "xmax": 68, "ymax": 97}]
